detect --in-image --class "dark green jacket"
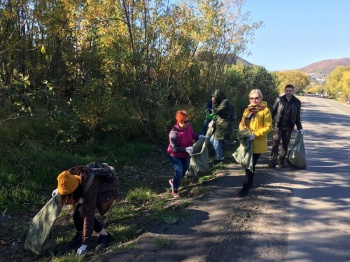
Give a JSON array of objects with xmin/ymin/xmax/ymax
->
[{"xmin": 212, "ymin": 90, "xmax": 235, "ymax": 140}]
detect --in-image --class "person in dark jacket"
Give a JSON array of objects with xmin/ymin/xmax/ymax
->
[
  {"xmin": 167, "ymin": 110, "xmax": 205, "ymax": 198},
  {"xmin": 209, "ymin": 89, "xmax": 235, "ymax": 164},
  {"xmin": 201, "ymin": 99, "xmax": 213, "ymax": 135},
  {"xmin": 268, "ymin": 84, "xmax": 305, "ymax": 168},
  {"xmin": 52, "ymin": 164, "xmax": 117, "ymax": 255}
]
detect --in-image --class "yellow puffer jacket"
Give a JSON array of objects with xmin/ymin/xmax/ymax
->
[{"xmin": 239, "ymin": 102, "xmax": 272, "ymax": 154}]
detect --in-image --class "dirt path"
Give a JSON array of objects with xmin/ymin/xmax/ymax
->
[{"xmin": 89, "ymin": 154, "xmax": 294, "ymax": 262}]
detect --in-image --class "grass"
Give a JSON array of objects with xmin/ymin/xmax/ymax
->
[
  {"xmin": 125, "ymin": 188, "xmax": 155, "ymax": 204},
  {"xmin": 198, "ymin": 174, "xmax": 215, "ymax": 183},
  {"xmin": 152, "ymin": 198, "xmax": 169, "ymax": 219},
  {"xmin": 190, "ymin": 186, "xmax": 211, "ymax": 196},
  {"xmin": 155, "ymin": 237, "xmax": 172, "ymax": 248},
  {"xmin": 108, "ymin": 224, "xmax": 140, "ymax": 244},
  {"xmin": 51, "ymin": 254, "xmax": 84, "ymax": 262},
  {"xmin": 0, "ymin": 140, "xmax": 157, "ymax": 211},
  {"xmin": 107, "ymin": 204, "xmax": 139, "ymax": 223}
]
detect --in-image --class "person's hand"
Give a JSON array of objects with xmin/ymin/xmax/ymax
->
[
  {"xmin": 249, "ymin": 134, "xmax": 255, "ymax": 140},
  {"xmin": 208, "ymin": 120, "xmax": 214, "ymax": 128},
  {"xmin": 199, "ymin": 135, "xmax": 205, "ymax": 140},
  {"xmin": 185, "ymin": 147, "xmax": 194, "ymax": 154},
  {"xmin": 51, "ymin": 189, "xmax": 59, "ymax": 197},
  {"xmin": 77, "ymin": 245, "xmax": 87, "ymax": 255},
  {"xmin": 299, "ymin": 129, "xmax": 305, "ymax": 135},
  {"xmin": 209, "ymin": 113, "xmax": 216, "ymax": 120}
]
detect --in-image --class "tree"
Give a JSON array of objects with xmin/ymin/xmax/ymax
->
[
  {"xmin": 223, "ymin": 64, "xmax": 278, "ymax": 119},
  {"xmin": 273, "ymin": 70, "xmax": 310, "ymax": 94},
  {"xmin": 341, "ymin": 72, "xmax": 350, "ymax": 100},
  {"xmin": 306, "ymin": 84, "xmax": 325, "ymax": 95},
  {"xmin": 0, "ymin": 0, "xmax": 263, "ymax": 143},
  {"xmin": 326, "ymin": 66, "xmax": 350, "ymax": 100},
  {"xmin": 96, "ymin": 0, "xmax": 262, "ymax": 141}
]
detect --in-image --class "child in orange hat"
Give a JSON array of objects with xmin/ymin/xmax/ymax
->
[{"xmin": 53, "ymin": 164, "xmax": 116, "ymax": 255}]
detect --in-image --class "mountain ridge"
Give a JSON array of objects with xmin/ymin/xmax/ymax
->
[{"xmin": 297, "ymin": 57, "xmax": 350, "ymax": 75}]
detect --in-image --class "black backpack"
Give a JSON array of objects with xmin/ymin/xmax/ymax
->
[{"xmin": 84, "ymin": 162, "xmax": 117, "ymax": 193}]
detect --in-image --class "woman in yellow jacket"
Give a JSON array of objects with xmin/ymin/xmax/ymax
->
[{"xmin": 238, "ymin": 89, "xmax": 272, "ymax": 197}]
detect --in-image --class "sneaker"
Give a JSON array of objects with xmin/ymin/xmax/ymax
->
[
  {"xmin": 169, "ymin": 179, "xmax": 174, "ymax": 190},
  {"xmin": 95, "ymin": 233, "xmax": 112, "ymax": 251},
  {"xmin": 171, "ymin": 191, "xmax": 180, "ymax": 198},
  {"xmin": 66, "ymin": 232, "xmax": 82, "ymax": 250},
  {"xmin": 214, "ymin": 159, "xmax": 223, "ymax": 164}
]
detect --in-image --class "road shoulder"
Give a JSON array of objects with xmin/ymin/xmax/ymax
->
[{"xmin": 96, "ymin": 154, "xmax": 294, "ymax": 262}]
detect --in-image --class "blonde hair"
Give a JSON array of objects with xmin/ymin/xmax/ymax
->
[{"xmin": 249, "ymin": 89, "xmax": 263, "ymax": 99}]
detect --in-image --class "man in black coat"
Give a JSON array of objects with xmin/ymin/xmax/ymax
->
[{"xmin": 268, "ymin": 84, "xmax": 305, "ymax": 168}]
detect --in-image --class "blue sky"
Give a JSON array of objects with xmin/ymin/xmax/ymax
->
[{"xmin": 240, "ymin": 0, "xmax": 350, "ymax": 71}]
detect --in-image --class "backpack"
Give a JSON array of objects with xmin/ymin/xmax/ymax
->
[{"xmin": 84, "ymin": 162, "xmax": 117, "ymax": 193}]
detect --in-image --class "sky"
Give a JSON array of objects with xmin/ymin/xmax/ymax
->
[{"xmin": 240, "ymin": 0, "xmax": 350, "ymax": 71}]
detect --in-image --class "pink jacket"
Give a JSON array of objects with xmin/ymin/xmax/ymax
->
[{"xmin": 167, "ymin": 124, "xmax": 198, "ymax": 158}]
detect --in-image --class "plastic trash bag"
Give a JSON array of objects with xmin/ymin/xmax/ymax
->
[
  {"xmin": 186, "ymin": 126, "xmax": 214, "ymax": 177},
  {"xmin": 232, "ymin": 129, "xmax": 253, "ymax": 172},
  {"xmin": 24, "ymin": 194, "xmax": 62, "ymax": 256},
  {"xmin": 286, "ymin": 131, "xmax": 307, "ymax": 169}
]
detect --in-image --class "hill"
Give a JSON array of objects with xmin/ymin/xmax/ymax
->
[
  {"xmin": 298, "ymin": 57, "xmax": 350, "ymax": 75},
  {"xmin": 235, "ymin": 56, "xmax": 253, "ymax": 66}
]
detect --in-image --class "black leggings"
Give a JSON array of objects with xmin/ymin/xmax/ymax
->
[
  {"xmin": 244, "ymin": 153, "xmax": 261, "ymax": 185},
  {"xmin": 73, "ymin": 203, "xmax": 103, "ymax": 233}
]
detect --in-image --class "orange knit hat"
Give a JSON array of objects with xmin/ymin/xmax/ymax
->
[{"xmin": 57, "ymin": 171, "xmax": 81, "ymax": 195}]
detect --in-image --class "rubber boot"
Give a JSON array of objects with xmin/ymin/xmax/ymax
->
[
  {"xmin": 238, "ymin": 184, "xmax": 251, "ymax": 197},
  {"xmin": 238, "ymin": 170, "xmax": 254, "ymax": 197}
]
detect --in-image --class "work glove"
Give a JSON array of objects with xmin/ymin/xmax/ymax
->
[
  {"xmin": 299, "ymin": 129, "xmax": 305, "ymax": 135},
  {"xmin": 185, "ymin": 147, "xmax": 194, "ymax": 154},
  {"xmin": 51, "ymin": 189, "xmax": 59, "ymax": 197},
  {"xmin": 209, "ymin": 113, "xmax": 216, "ymax": 120},
  {"xmin": 248, "ymin": 134, "xmax": 255, "ymax": 140},
  {"xmin": 77, "ymin": 245, "xmax": 87, "ymax": 255},
  {"xmin": 199, "ymin": 135, "xmax": 205, "ymax": 140}
]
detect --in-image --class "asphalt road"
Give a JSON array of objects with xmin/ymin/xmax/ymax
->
[{"xmin": 285, "ymin": 96, "xmax": 350, "ymax": 261}]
